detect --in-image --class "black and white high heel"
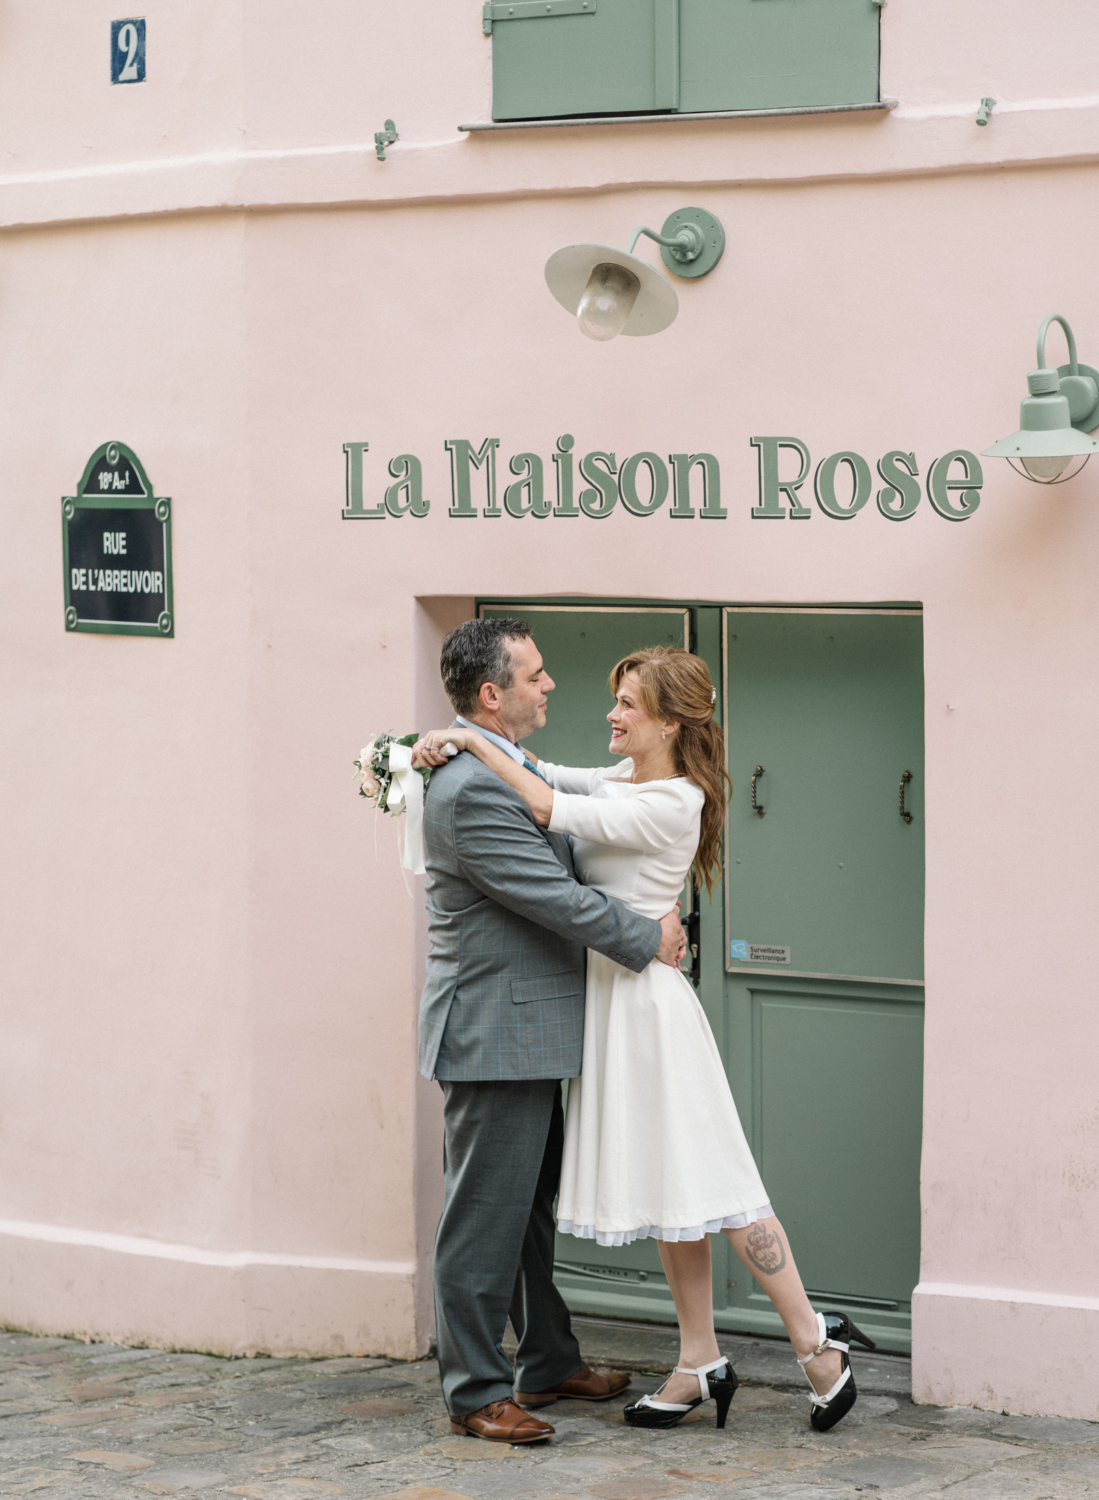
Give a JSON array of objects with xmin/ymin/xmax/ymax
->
[
  {"xmin": 623, "ymin": 1356, "xmax": 739, "ymax": 1430},
  {"xmin": 798, "ymin": 1311, "xmax": 877, "ymax": 1432}
]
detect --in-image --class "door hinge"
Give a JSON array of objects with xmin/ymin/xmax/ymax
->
[{"xmin": 483, "ymin": 0, "xmax": 596, "ymax": 32}]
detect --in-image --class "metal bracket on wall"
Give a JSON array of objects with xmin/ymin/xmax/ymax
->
[
  {"xmin": 483, "ymin": 0, "xmax": 596, "ymax": 32},
  {"xmin": 374, "ymin": 120, "xmax": 398, "ymax": 160},
  {"xmin": 976, "ymin": 97, "xmax": 996, "ymax": 126}
]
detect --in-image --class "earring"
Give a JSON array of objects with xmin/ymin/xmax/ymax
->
[{"xmin": 661, "ymin": 731, "xmax": 666, "ymax": 740}]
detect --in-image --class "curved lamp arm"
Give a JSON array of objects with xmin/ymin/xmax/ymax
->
[
  {"xmin": 627, "ymin": 222, "xmax": 704, "ymax": 263},
  {"xmin": 1037, "ymin": 314, "xmax": 1080, "ymax": 375}
]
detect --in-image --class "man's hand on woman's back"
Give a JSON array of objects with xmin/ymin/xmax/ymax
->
[{"xmin": 656, "ymin": 905, "xmax": 688, "ymax": 967}]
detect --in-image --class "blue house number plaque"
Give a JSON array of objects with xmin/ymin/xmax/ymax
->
[{"xmin": 111, "ymin": 19, "xmax": 146, "ymax": 84}]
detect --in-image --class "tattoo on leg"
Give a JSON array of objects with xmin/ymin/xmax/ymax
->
[{"xmin": 745, "ymin": 1221, "xmax": 787, "ymax": 1276}]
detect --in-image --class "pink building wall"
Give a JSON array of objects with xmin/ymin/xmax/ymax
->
[{"xmin": 1, "ymin": 0, "xmax": 1097, "ymax": 1417}]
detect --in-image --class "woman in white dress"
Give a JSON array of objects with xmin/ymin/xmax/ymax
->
[{"xmin": 418, "ymin": 646, "xmax": 873, "ymax": 1433}]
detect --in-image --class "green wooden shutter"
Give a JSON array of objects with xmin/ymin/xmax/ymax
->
[
  {"xmin": 487, "ymin": 0, "xmax": 680, "ymax": 121},
  {"xmin": 679, "ymin": 0, "xmax": 880, "ymax": 113},
  {"xmin": 487, "ymin": 0, "xmax": 879, "ymax": 122}
]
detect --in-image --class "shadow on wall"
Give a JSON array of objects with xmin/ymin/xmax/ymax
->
[{"xmin": 411, "ymin": 595, "xmax": 474, "ymax": 1354}]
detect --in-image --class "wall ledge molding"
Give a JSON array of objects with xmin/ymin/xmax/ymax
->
[
  {"xmin": 915, "ymin": 1280, "xmax": 1099, "ymax": 1314},
  {"xmin": 0, "ymin": 1217, "xmax": 414, "ymax": 1279},
  {"xmin": 0, "ymin": 1221, "xmax": 420, "ymax": 1357},
  {"xmin": 2, "ymin": 95, "xmax": 1099, "ymax": 231}
]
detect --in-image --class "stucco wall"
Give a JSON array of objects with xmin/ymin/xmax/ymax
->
[{"xmin": 1, "ymin": 0, "xmax": 1098, "ymax": 1409}]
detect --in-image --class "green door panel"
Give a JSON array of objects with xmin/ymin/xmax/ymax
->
[
  {"xmin": 724, "ymin": 610, "xmax": 924, "ymax": 983},
  {"xmin": 721, "ymin": 608, "xmax": 923, "ymax": 1352},
  {"xmin": 489, "ymin": 0, "xmax": 675, "ymax": 121},
  {"xmin": 679, "ymin": 0, "xmax": 880, "ymax": 113},
  {"xmin": 754, "ymin": 984, "xmax": 923, "ymax": 1304},
  {"xmin": 479, "ymin": 605, "xmax": 688, "ymax": 766}
]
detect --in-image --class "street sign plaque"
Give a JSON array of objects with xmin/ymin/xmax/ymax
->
[{"xmin": 62, "ymin": 442, "xmax": 173, "ymax": 637}]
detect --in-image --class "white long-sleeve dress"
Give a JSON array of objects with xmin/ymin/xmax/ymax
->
[{"xmin": 541, "ymin": 758, "xmax": 773, "ymax": 1247}]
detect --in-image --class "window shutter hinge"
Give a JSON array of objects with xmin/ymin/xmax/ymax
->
[{"xmin": 484, "ymin": 0, "xmax": 596, "ymax": 31}]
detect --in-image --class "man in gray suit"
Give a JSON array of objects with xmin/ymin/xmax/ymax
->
[{"xmin": 414, "ymin": 618, "xmax": 685, "ymax": 1444}]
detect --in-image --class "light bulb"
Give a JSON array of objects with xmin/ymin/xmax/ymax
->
[
  {"xmin": 1020, "ymin": 454, "xmax": 1070, "ymax": 481},
  {"xmin": 576, "ymin": 262, "xmax": 641, "ymax": 341}
]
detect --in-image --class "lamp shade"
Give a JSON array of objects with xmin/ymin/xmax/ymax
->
[
  {"xmin": 981, "ymin": 393, "xmax": 1099, "ymax": 461},
  {"xmin": 545, "ymin": 242, "xmax": 678, "ymax": 337},
  {"xmin": 983, "ymin": 318, "xmax": 1099, "ymax": 480}
]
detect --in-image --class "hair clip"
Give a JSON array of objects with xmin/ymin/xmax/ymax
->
[{"xmin": 710, "ymin": 689, "xmax": 716, "ymax": 704}]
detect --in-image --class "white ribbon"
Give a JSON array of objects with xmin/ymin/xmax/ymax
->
[{"xmin": 386, "ymin": 741, "xmax": 457, "ymax": 876}]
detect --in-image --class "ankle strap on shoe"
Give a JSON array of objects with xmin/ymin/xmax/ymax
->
[
  {"xmin": 796, "ymin": 1311, "xmax": 849, "ymax": 1366},
  {"xmin": 673, "ymin": 1356, "xmax": 729, "ymax": 1401}
]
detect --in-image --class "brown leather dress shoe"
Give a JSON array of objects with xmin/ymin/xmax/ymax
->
[
  {"xmin": 449, "ymin": 1397, "xmax": 555, "ymax": 1443},
  {"xmin": 515, "ymin": 1361, "xmax": 632, "ymax": 1407}
]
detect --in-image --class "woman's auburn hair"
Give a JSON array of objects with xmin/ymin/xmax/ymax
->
[{"xmin": 609, "ymin": 646, "xmax": 731, "ymax": 898}]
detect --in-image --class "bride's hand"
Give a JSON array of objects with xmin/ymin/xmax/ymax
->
[{"xmin": 411, "ymin": 728, "xmax": 476, "ymax": 769}]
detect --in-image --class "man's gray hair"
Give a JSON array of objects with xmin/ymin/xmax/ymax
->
[{"xmin": 441, "ymin": 618, "xmax": 533, "ymax": 717}]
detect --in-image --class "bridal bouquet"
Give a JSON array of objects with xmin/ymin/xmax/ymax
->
[
  {"xmin": 354, "ymin": 733, "xmax": 422, "ymax": 814},
  {"xmin": 354, "ymin": 732, "xmax": 456, "ymax": 874}
]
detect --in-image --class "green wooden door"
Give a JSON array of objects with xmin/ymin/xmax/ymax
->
[
  {"xmin": 721, "ymin": 608, "xmax": 924, "ymax": 1352},
  {"xmin": 478, "ymin": 602, "xmax": 923, "ymax": 1351}
]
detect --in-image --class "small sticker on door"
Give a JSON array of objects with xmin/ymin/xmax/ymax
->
[{"xmin": 730, "ymin": 941, "xmax": 791, "ymax": 965}]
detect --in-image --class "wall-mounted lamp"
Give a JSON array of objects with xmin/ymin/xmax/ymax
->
[
  {"xmin": 544, "ymin": 207, "xmax": 725, "ymax": 340},
  {"xmin": 982, "ymin": 315, "xmax": 1099, "ymax": 483}
]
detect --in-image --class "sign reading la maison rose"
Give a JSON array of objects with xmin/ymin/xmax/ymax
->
[{"xmin": 342, "ymin": 436, "xmax": 983, "ymax": 523}]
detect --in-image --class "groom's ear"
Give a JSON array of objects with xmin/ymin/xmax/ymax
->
[{"xmin": 480, "ymin": 680, "xmax": 503, "ymax": 713}]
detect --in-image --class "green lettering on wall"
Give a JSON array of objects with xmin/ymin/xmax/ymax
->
[
  {"xmin": 876, "ymin": 452, "xmax": 921, "ymax": 521},
  {"xmin": 927, "ymin": 451, "xmax": 982, "ymax": 521},
  {"xmin": 578, "ymin": 451, "xmax": 618, "ymax": 518},
  {"xmin": 669, "ymin": 452, "xmax": 725, "ymax": 519},
  {"xmin": 668, "ymin": 454, "xmax": 696, "ymax": 518},
  {"xmin": 814, "ymin": 451, "xmax": 872, "ymax": 519},
  {"xmin": 750, "ymin": 437, "xmax": 812, "ymax": 519},
  {"xmin": 342, "ymin": 441, "xmax": 386, "ymax": 519},
  {"xmin": 619, "ymin": 452, "xmax": 670, "ymax": 516},
  {"xmin": 504, "ymin": 453, "xmax": 550, "ymax": 517},
  {"xmin": 385, "ymin": 455, "xmax": 429, "ymax": 517},
  {"xmin": 446, "ymin": 438, "xmax": 501, "ymax": 518},
  {"xmin": 553, "ymin": 434, "xmax": 579, "ymax": 517}
]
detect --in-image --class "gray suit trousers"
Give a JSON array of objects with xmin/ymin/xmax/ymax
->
[{"xmin": 434, "ymin": 1079, "xmax": 582, "ymax": 1416}]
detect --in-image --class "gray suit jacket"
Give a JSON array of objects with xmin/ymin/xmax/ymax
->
[{"xmin": 418, "ymin": 749, "xmax": 662, "ymax": 1081}]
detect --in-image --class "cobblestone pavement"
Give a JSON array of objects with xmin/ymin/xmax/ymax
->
[{"xmin": 2, "ymin": 1321, "xmax": 1097, "ymax": 1499}]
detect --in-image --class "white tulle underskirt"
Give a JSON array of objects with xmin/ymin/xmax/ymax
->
[{"xmin": 558, "ymin": 1202, "xmax": 774, "ymax": 1249}]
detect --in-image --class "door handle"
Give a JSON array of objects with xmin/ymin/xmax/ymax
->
[
  {"xmin": 751, "ymin": 764, "xmax": 765, "ymax": 818},
  {"xmin": 687, "ymin": 908, "xmax": 700, "ymax": 988},
  {"xmin": 682, "ymin": 875, "xmax": 701, "ymax": 988},
  {"xmin": 899, "ymin": 769, "xmax": 913, "ymax": 824}
]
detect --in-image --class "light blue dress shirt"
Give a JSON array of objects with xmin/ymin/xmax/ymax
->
[
  {"xmin": 454, "ymin": 716, "xmax": 547, "ymax": 782},
  {"xmin": 454, "ymin": 715, "xmax": 526, "ymax": 766}
]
